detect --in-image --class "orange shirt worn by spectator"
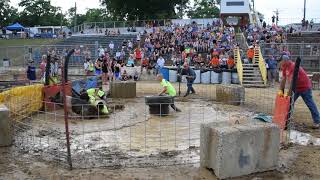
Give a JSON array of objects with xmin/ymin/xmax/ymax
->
[
  {"xmin": 210, "ymin": 56, "xmax": 220, "ymax": 68},
  {"xmin": 247, "ymin": 46, "xmax": 254, "ymax": 61},
  {"xmin": 227, "ymin": 56, "xmax": 235, "ymax": 69}
]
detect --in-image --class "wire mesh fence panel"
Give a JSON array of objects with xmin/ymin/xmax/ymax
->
[{"xmin": 1, "ymin": 79, "xmax": 319, "ymax": 169}]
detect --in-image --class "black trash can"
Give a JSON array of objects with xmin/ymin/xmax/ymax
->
[{"xmin": 145, "ymin": 96, "xmax": 174, "ymax": 116}]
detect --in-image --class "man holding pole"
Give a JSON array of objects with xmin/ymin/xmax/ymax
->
[
  {"xmin": 181, "ymin": 63, "xmax": 196, "ymax": 97},
  {"xmin": 279, "ymin": 55, "xmax": 320, "ymax": 129}
]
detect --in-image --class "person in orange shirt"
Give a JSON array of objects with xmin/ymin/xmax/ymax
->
[
  {"xmin": 227, "ymin": 55, "xmax": 235, "ymax": 69},
  {"xmin": 210, "ymin": 55, "xmax": 220, "ymax": 69},
  {"xmin": 247, "ymin": 46, "xmax": 254, "ymax": 63}
]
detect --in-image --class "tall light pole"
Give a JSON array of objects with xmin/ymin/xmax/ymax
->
[
  {"xmin": 303, "ymin": 0, "xmax": 306, "ymax": 21},
  {"xmin": 74, "ymin": 2, "xmax": 77, "ymax": 31},
  {"xmin": 251, "ymin": 0, "xmax": 255, "ymax": 11}
]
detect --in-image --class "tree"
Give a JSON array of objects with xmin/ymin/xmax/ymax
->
[
  {"xmin": 0, "ymin": 0, "xmax": 19, "ymax": 26},
  {"xmin": 187, "ymin": 0, "xmax": 220, "ymax": 19},
  {"xmin": 67, "ymin": 8, "xmax": 111, "ymax": 27},
  {"xmin": 18, "ymin": 0, "xmax": 68, "ymax": 26},
  {"xmin": 85, "ymin": 8, "xmax": 110, "ymax": 22},
  {"xmin": 100, "ymin": 0, "xmax": 189, "ymax": 20}
]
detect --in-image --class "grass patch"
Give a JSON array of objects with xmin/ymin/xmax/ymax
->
[
  {"xmin": 0, "ymin": 39, "xmax": 63, "ymax": 66},
  {"xmin": 0, "ymin": 39, "xmax": 62, "ymax": 47}
]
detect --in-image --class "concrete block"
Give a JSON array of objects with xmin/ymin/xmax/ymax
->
[
  {"xmin": 110, "ymin": 81, "xmax": 136, "ymax": 98},
  {"xmin": 200, "ymin": 122, "xmax": 280, "ymax": 179},
  {"xmin": 216, "ymin": 84, "xmax": 245, "ymax": 106},
  {"xmin": 0, "ymin": 104, "xmax": 12, "ymax": 147}
]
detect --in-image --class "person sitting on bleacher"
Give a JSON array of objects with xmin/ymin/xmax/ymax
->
[
  {"xmin": 127, "ymin": 54, "xmax": 135, "ymax": 67},
  {"xmin": 210, "ymin": 54, "xmax": 220, "ymax": 69},
  {"xmin": 227, "ymin": 55, "xmax": 235, "ymax": 70}
]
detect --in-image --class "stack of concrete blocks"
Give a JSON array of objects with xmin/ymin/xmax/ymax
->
[
  {"xmin": 200, "ymin": 121, "xmax": 280, "ymax": 179},
  {"xmin": 216, "ymin": 84, "xmax": 245, "ymax": 106},
  {"xmin": 0, "ymin": 104, "xmax": 12, "ymax": 147},
  {"xmin": 110, "ymin": 81, "xmax": 136, "ymax": 98}
]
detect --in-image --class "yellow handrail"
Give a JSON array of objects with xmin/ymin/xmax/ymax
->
[
  {"xmin": 257, "ymin": 47, "xmax": 267, "ymax": 85},
  {"xmin": 234, "ymin": 47, "xmax": 243, "ymax": 85}
]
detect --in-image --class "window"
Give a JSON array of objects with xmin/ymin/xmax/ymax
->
[{"xmin": 226, "ymin": 1, "xmax": 244, "ymax": 6}]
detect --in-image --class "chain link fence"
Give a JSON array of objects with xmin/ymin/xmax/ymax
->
[{"xmin": 260, "ymin": 43, "xmax": 320, "ymax": 72}]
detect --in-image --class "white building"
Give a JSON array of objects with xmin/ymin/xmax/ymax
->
[{"xmin": 220, "ymin": 0, "xmax": 251, "ymax": 26}]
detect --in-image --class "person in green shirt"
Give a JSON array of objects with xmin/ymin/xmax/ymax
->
[
  {"xmin": 85, "ymin": 88, "xmax": 106, "ymax": 100},
  {"xmin": 157, "ymin": 74, "xmax": 181, "ymax": 112}
]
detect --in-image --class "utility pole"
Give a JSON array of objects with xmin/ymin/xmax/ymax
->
[
  {"xmin": 60, "ymin": 9, "xmax": 63, "ymax": 32},
  {"xmin": 251, "ymin": 0, "xmax": 255, "ymax": 11},
  {"xmin": 74, "ymin": 2, "xmax": 77, "ymax": 31},
  {"xmin": 303, "ymin": 0, "xmax": 306, "ymax": 21},
  {"xmin": 273, "ymin": 9, "xmax": 279, "ymax": 26}
]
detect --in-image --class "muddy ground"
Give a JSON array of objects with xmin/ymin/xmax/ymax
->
[{"xmin": 1, "ymin": 81, "xmax": 320, "ymax": 179}]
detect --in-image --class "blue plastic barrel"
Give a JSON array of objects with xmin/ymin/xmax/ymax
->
[{"xmin": 160, "ymin": 68, "xmax": 169, "ymax": 81}]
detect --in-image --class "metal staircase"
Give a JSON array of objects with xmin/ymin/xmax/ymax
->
[
  {"xmin": 241, "ymin": 47, "xmax": 267, "ymax": 88},
  {"xmin": 242, "ymin": 64, "xmax": 266, "ymax": 87}
]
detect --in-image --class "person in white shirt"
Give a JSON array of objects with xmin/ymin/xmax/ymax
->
[
  {"xmin": 109, "ymin": 41, "xmax": 114, "ymax": 53},
  {"xmin": 128, "ymin": 40, "xmax": 133, "ymax": 51},
  {"xmin": 115, "ymin": 50, "xmax": 121, "ymax": 61},
  {"xmin": 98, "ymin": 46, "xmax": 105, "ymax": 57},
  {"xmin": 156, "ymin": 56, "xmax": 165, "ymax": 74},
  {"xmin": 136, "ymin": 33, "xmax": 141, "ymax": 42}
]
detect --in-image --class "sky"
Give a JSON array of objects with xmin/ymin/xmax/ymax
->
[{"xmin": 10, "ymin": 0, "xmax": 320, "ymax": 24}]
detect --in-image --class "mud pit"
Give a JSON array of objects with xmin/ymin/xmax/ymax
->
[
  {"xmin": 1, "ymin": 82, "xmax": 320, "ymax": 179},
  {"xmin": 12, "ymin": 97, "xmax": 255, "ymax": 169}
]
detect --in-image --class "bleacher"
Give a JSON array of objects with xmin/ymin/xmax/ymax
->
[
  {"xmin": 33, "ymin": 34, "xmax": 136, "ymax": 66},
  {"xmin": 287, "ymin": 33, "xmax": 320, "ymax": 73}
]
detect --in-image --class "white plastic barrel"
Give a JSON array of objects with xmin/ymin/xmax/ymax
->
[
  {"xmin": 169, "ymin": 69, "xmax": 177, "ymax": 82},
  {"xmin": 3, "ymin": 59, "xmax": 10, "ymax": 67},
  {"xmin": 231, "ymin": 72, "xmax": 240, "ymax": 84},
  {"xmin": 211, "ymin": 71, "xmax": 221, "ymax": 84},
  {"xmin": 194, "ymin": 70, "xmax": 201, "ymax": 84},
  {"xmin": 201, "ymin": 71, "xmax": 211, "ymax": 84},
  {"xmin": 222, "ymin": 71, "xmax": 231, "ymax": 84}
]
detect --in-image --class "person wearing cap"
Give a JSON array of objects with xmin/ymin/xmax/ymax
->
[
  {"xmin": 266, "ymin": 55, "xmax": 277, "ymax": 87},
  {"xmin": 279, "ymin": 55, "xmax": 320, "ymax": 129},
  {"xmin": 247, "ymin": 46, "xmax": 255, "ymax": 63},
  {"xmin": 181, "ymin": 63, "xmax": 196, "ymax": 97}
]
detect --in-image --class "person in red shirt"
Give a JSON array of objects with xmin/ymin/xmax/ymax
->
[
  {"xmin": 279, "ymin": 55, "xmax": 320, "ymax": 129},
  {"xmin": 134, "ymin": 47, "xmax": 142, "ymax": 62},
  {"xmin": 141, "ymin": 57, "xmax": 150, "ymax": 74}
]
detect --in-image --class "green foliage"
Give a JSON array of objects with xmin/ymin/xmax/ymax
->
[
  {"xmin": 67, "ymin": 7, "xmax": 111, "ymax": 27},
  {"xmin": 100, "ymin": 0, "xmax": 189, "ymax": 20},
  {"xmin": 18, "ymin": 0, "xmax": 68, "ymax": 26},
  {"xmin": 187, "ymin": 0, "xmax": 220, "ymax": 19},
  {"xmin": 0, "ymin": 0, "xmax": 19, "ymax": 26}
]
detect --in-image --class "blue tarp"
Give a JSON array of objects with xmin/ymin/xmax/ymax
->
[
  {"xmin": 6, "ymin": 23, "xmax": 25, "ymax": 31},
  {"xmin": 72, "ymin": 77, "xmax": 99, "ymax": 95}
]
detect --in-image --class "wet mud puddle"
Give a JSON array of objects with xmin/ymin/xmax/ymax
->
[{"xmin": 13, "ymin": 98, "xmax": 255, "ymax": 168}]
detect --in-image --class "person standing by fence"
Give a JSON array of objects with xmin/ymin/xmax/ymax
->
[
  {"xmin": 26, "ymin": 60, "xmax": 36, "ymax": 83},
  {"xmin": 266, "ymin": 55, "xmax": 277, "ymax": 87},
  {"xmin": 181, "ymin": 63, "xmax": 196, "ymax": 97},
  {"xmin": 279, "ymin": 55, "xmax": 320, "ymax": 129}
]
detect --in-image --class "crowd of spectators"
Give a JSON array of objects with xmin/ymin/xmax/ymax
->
[{"xmin": 138, "ymin": 21, "xmax": 239, "ymax": 74}]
